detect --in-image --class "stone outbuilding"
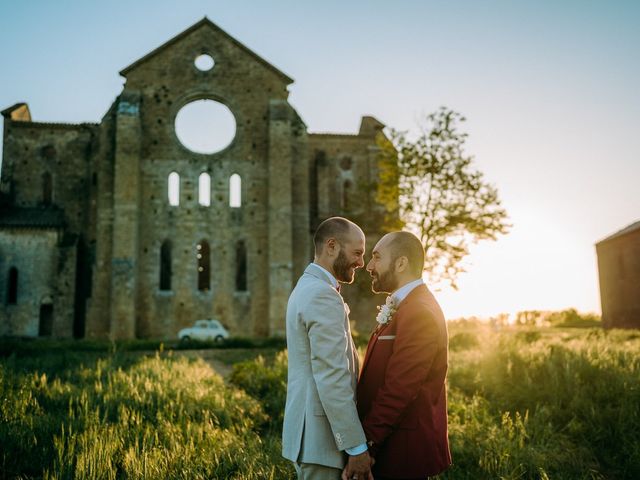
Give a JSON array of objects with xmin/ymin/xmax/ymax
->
[
  {"xmin": 0, "ymin": 18, "xmax": 391, "ymax": 339},
  {"xmin": 596, "ymin": 220, "xmax": 640, "ymax": 329}
]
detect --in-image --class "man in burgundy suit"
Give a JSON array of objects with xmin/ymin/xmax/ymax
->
[{"xmin": 355, "ymin": 231, "xmax": 451, "ymax": 479}]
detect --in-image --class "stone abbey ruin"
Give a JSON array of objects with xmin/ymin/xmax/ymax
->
[{"xmin": 0, "ymin": 18, "xmax": 389, "ymax": 339}]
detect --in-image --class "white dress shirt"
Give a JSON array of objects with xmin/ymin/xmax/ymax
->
[{"xmin": 391, "ymin": 278, "xmax": 424, "ymax": 304}]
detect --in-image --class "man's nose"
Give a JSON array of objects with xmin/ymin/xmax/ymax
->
[{"xmin": 366, "ymin": 259, "xmax": 373, "ymax": 272}]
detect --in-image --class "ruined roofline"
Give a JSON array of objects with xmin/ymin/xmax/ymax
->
[
  {"xmin": 0, "ymin": 206, "xmax": 66, "ymax": 229},
  {"xmin": 309, "ymin": 115, "xmax": 386, "ymax": 139},
  {"xmin": 2, "ymin": 102, "xmax": 99, "ymax": 129},
  {"xmin": 119, "ymin": 17, "xmax": 294, "ymax": 85},
  {"xmin": 9, "ymin": 120, "xmax": 99, "ymax": 130},
  {"xmin": 309, "ymin": 132, "xmax": 361, "ymax": 138},
  {"xmin": 596, "ymin": 220, "xmax": 640, "ymax": 246}
]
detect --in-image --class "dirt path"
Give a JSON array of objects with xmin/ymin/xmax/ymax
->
[{"xmin": 168, "ymin": 349, "xmax": 234, "ymax": 378}]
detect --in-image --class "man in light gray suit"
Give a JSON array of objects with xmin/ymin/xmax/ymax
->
[{"xmin": 283, "ymin": 217, "xmax": 373, "ymax": 480}]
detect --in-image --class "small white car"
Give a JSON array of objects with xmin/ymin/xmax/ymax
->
[{"xmin": 178, "ymin": 319, "xmax": 230, "ymax": 343}]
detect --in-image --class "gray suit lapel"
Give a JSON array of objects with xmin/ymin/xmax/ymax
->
[{"xmin": 304, "ymin": 263, "xmax": 336, "ymax": 288}]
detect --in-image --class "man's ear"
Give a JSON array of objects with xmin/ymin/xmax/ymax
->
[
  {"xmin": 326, "ymin": 237, "xmax": 338, "ymax": 256},
  {"xmin": 395, "ymin": 256, "xmax": 408, "ymax": 273}
]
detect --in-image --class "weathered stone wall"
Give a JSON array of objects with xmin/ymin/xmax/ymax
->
[
  {"xmin": 308, "ymin": 125, "xmax": 385, "ymax": 229},
  {"xmin": 0, "ymin": 229, "xmax": 75, "ymax": 337},
  {"xmin": 0, "ymin": 122, "xmax": 97, "ymax": 234},
  {"xmin": 597, "ymin": 229, "xmax": 640, "ymax": 328},
  {"xmin": 84, "ymin": 107, "xmax": 116, "ymax": 338}
]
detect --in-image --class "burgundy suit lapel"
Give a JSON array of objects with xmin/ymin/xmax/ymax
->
[
  {"xmin": 360, "ymin": 320, "xmax": 393, "ymax": 377},
  {"xmin": 360, "ymin": 285, "xmax": 429, "ymax": 377}
]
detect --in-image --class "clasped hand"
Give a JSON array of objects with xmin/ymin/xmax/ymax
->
[{"xmin": 341, "ymin": 450, "xmax": 374, "ymax": 480}]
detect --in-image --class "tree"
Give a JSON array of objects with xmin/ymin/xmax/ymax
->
[{"xmin": 376, "ymin": 107, "xmax": 510, "ymax": 289}]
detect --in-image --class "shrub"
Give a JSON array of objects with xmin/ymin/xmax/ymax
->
[
  {"xmin": 515, "ymin": 330, "xmax": 542, "ymax": 343},
  {"xmin": 449, "ymin": 332, "xmax": 480, "ymax": 351},
  {"xmin": 547, "ymin": 309, "xmax": 602, "ymax": 328},
  {"xmin": 228, "ymin": 351, "xmax": 288, "ymax": 431}
]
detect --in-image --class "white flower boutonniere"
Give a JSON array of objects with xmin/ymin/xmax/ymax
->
[{"xmin": 375, "ymin": 296, "xmax": 398, "ymax": 326}]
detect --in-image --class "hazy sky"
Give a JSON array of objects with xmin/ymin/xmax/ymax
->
[{"xmin": 1, "ymin": 0, "xmax": 639, "ymax": 318}]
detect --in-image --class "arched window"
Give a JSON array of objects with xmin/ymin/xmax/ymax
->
[
  {"xmin": 197, "ymin": 240, "xmax": 210, "ymax": 291},
  {"xmin": 342, "ymin": 180, "xmax": 353, "ymax": 212},
  {"xmin": 198, "ymin": 172, "xmax": 211, "ymax": 206},
  {"xmin": 168, "ymin": 172, "xmax": 180, "ymax": 206},
  {"xmin": 229, "ymin": 173, "xmax": 242, "ymax": 208},
  {"xmin": 42, "ymin": 172, "xmax": 52, "ymax": 205},
  {"xmin": 235, "ymin": 241, "xmax": 247, "ymax": 291},
  {"xmin": 160, "ymin": 240, "xmax": 172, "ymax": 291},
  {"xmin": 7, "ymin": 267, "xmax": 18, "ymax": 304}
]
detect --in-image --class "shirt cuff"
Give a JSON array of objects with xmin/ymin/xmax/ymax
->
[{"xmin": 345, "ymin": 443, "xmax": 368, "ymax": 456}]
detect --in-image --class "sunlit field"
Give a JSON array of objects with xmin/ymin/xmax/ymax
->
[{"xmin": 1, "ymin": 324, "xmax": 639, "ymax": 479}]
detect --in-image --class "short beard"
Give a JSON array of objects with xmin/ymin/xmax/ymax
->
[
  {"xmin": 371, "ymin": 269, "xmax": 397, "ymax": 294},
  {"xmin": 333, "ymin": 249, "xmax": 356, "ymax": 284}
]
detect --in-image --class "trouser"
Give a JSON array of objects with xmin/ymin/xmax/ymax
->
[
  {"xmin": 294, "ymin": 461, "xmax": 342, "ymax": 480},
  {"xmin": 375, "ymin": 476, "xmax": 428, "ymax": 480}
]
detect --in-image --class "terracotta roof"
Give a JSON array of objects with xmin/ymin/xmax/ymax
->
[
  {"xmin": 0, "ymin": 207, "xmax": 65, "ymax": 229},
  {"xmin": 596, "ymin": 220, "xmax": 640, "ymax": 245},
  {"xmin": 1, "ymin": 103, "xmax": 31, "ymax": 121},
  {"xmin": 119, "ymin": 17, "xmax": 294, "ymax": 84}
]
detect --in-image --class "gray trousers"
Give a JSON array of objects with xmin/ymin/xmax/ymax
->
[{"xmin": 294, "ymin": 462, "xmax": 342, "ymax": 480}]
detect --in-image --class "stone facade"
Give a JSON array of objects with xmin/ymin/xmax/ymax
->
[
  {"xmin": 596, "ymin": 221, "xmax": 640, "ymax": 329},
  {"xmin": 0, "ymin": 18, "xmax": 390, "ymax": 339}
]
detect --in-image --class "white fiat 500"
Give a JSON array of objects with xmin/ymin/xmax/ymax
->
[{"xmin": 178, "ymin": 319, "xmax": 230, "ymax": 343}]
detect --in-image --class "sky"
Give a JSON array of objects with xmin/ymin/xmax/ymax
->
[{"xmin": 1, "ymin": 0, "xmax": 639, "ymax": 319}]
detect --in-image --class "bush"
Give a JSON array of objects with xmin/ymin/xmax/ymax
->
[
  {"xmin": 449, "ymin": 332, "xmax": 480, "ymax": 351},
  {"xmin": 515, "ymin": 330, "xmax": 542, "ymax": 343},
  {"xmin": 228, "ymin": 351, "xmax": 288, "ymax": 431},
  {"xmin": 547, "ymin": 309, "xmax": 602, "ymax": 328}
]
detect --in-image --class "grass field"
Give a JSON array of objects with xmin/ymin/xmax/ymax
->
[{"xmin": 1, "ymin": 325, "xmax": 639, "ymax": 479}]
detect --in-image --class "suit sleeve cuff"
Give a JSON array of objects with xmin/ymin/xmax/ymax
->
[{"xmin": 345, "ymin": 443, "xmax": 368, "ymax": 456}]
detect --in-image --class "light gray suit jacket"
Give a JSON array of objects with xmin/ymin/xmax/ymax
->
[{"xmin": 282, "ymin": 263, "xmax": 366, "ymax": 469}]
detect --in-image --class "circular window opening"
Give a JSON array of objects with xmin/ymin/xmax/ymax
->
[
  {"xmin": 194, "ymin": 54, "xmax": 214, "ymax": 71},
  {"xmin": 175, "ymin": 100, "xmax": 236, "ymax": 154}
]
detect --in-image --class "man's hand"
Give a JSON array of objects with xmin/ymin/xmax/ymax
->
[{"xmin": 341, "ymin": 451, "xmax": 374, "ymax": 480}]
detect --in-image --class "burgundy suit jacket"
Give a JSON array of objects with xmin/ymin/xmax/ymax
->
[{"xmin": 357, "ymin": 284, "xmax": 451, "ymax": 478}]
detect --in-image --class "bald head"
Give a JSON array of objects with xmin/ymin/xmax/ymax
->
[
  {"xmin": 385, "ymin": 231, "xmax": 425, "ymax": 277},
  {"xmin": 313, "ymin": 217, "xmax": 362, "ymax": 255}
]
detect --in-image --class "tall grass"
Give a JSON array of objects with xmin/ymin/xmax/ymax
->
[
  {"xmin": 444, "ymin": 327, "xmax": 640, "ymax": 479},
  {"xmin": 231, "ymin": 327, "xmax": 640, "ymax": 480},
  {"xmin": 0, "ymin": 351, "xmax": 294, "ymax": 479},
  {"xmin": 2, "ymin": 327, "xmax": 639, "ymax": 479}
]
